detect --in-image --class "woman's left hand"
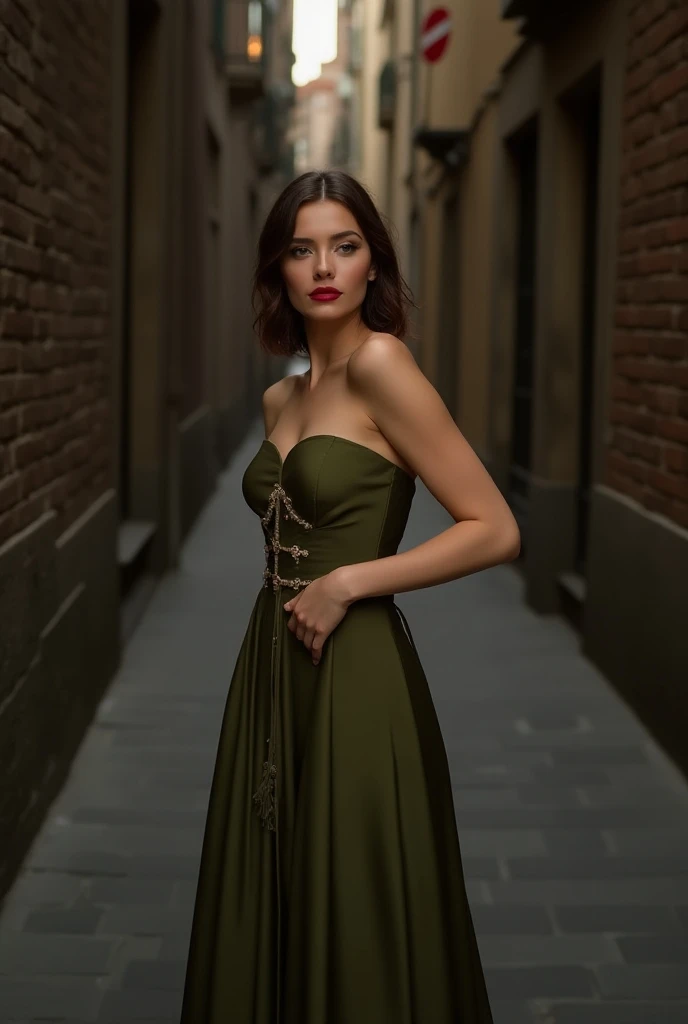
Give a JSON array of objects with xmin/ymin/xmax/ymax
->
[{"xmin": 283, "ymin": 567, "xmax": 353, "ymax": 666}]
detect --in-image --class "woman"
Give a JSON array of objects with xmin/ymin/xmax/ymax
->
[{"xmin": 180, "ymin": 169, "xmax": 520, "ymax": 1023}]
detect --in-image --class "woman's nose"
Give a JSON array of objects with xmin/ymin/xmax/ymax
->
[{"xmin": 315, "ymin": 255, "xmax": 334, "ymax": 277}]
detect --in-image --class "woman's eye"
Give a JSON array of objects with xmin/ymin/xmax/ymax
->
[{"xmin": 289, "ymin": 242, "xmax": 359, "ymax": 258}]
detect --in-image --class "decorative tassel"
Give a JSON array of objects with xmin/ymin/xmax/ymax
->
[{"xmin": 252, "ymin": 759, "xmax": 277, "ymax": 831}]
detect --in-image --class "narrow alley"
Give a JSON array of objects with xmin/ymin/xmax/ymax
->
[{"xmin": 1, "ymin": 421, "xmax": 688, "ymax": 1024}]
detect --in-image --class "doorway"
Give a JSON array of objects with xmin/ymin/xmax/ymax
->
[
  {"xmin": 507, "ymin": 119, "xmax": 539, "ymax": 539},
  {"xmin": 119, "ymin": 0, "xmax": 163, "ymax": 610},
  {"xmin": 570, "ymin": 69, "xmax": 601, "ymax": 578},
  {"xmin": 437, "ymin": 187, "xmax": 460, "ymax": 419}
]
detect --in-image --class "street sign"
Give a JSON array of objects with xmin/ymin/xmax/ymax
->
[{"xmin": 420, "ymin": 7, "xmax": 452, "ymax": 63}]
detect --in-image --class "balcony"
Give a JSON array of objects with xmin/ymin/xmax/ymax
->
[
  {"xmin": 252, "ymin": 86, "xmax": 282, "ymax": 173},
  {"xmin": 413, "ymin": 127, "xmax": 469, "ymax": 169},
  {"xmin": 501, "ymin": 0, "xmax": 553, "ymax": 17},
  {"xmin": 223, "ymin": 0, "xmax": 266, "ymax": 99},
  {"xmin": 501, "ymin": 0, "xmax": 527, "ymax": 14},
  {"xmin": 378, "ymin": 60, "xmax": 396, "ymax": 130},
  {"xmin": 502, "ymin": 0, "xmax": 596, "ymax": 37}
]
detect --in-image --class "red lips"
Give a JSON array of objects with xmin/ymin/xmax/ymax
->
[{"xmin": 309, "ymin": 287, "xmax": 342, "ymax": 297}]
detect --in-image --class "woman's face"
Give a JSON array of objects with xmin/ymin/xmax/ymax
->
[{"xmin": 279, "ymin": 200, "xmax": 376, "ymax": 321}]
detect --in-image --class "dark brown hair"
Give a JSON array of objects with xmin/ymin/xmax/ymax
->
[{"xmin": 251, "ymin": 169, "xmax": 417, "ymax": 357}]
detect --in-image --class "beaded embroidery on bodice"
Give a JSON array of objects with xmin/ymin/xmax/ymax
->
[
  {"xmin": 254, "ymin": 478, "xmax": 317, "ymax": 830},
  {"xmin": 261, "ymin": 482, "xmax": 316, "ymax": 592},
  {"xmin": 242, "ymin": 435, "xmax": 416, "ymax": 832}
]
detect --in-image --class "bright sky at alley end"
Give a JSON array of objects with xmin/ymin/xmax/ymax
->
[{"xmin": 292, "ymin": 0, "xmax": 338, "ymax": 87}]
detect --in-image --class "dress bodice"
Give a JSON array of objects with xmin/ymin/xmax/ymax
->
[{"xmin": 242, "ymin": 435, "xmax": 416, "ymax": 591}]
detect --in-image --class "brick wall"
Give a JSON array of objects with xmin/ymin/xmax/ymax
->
[
  {"xmin": 0, "ymin": 0, "xmax": 112, "ymax": 550},
  {"xmin": 611, "ymin": 0, "xmax": 688, "ymax": 529}
]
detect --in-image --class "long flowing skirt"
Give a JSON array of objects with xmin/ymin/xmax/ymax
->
[{"xmin": 180, "ymin": 587, "xmax": 494, "ymax": 1023}]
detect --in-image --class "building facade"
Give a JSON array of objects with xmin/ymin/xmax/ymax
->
[
  {"xmin": 0, "ymin": 0, "xmax": 294, "ymax": 899},
  {"xmin": 495, "ymin": 0, "xmax": 688, "ymax": 774},
  {"xmin": 354, "ymin": 0, "xmax": 688, "ymax": 775}
]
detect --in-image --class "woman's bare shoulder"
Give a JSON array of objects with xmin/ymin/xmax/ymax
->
[
  {"xmin": 347, "ymin": 333, "xmax": 416, "ymax": 384},
  {"xmin": 262, "ymin": 372, "xmax": 304, "ymax": 431}
]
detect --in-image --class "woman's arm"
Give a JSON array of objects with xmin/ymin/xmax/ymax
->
[{"xmin": 338, "ymin": 334, "xmax": 521, "ymax": 604}]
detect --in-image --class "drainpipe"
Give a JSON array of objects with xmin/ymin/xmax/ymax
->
[
  {"xmin": 163, "ymin": 0, "xmax": 186, "ymax": 569},
  {"xmin": 408, "ymin": 0, "xmax": 423, "ymax": 357}
]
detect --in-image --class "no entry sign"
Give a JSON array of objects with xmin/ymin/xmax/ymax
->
[{"xmin": 420, "ymin": 7, "xmax": 452, "ymax": 63}]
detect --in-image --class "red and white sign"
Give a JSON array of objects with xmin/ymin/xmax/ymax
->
[{"xmin": 420, "ymin": 6, "xmax": 452, "ymax": 63}]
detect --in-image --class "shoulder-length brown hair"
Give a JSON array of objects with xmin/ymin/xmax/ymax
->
[{"xmin": 251, "ymin": 169, "xmax": 417, "ymax": 357}]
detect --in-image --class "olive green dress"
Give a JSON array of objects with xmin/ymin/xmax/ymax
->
[{"xmin": 180, "ymin": 434, "xmax": 494, "ymax": 1024}]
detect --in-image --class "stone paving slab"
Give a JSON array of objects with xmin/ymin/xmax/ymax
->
[{"xmin": 1, "ymin": 418, "xmax": 688, "ymax": 1024}]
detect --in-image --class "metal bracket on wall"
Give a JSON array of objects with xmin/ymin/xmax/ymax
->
[{"xmin": 413, "ymin": 127, "xmax": 469, "ymax": 171}]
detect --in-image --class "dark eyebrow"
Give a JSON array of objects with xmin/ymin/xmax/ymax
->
[{"xmin": 290, "ymin": 230, "xmax": 363, "ymax": 243}]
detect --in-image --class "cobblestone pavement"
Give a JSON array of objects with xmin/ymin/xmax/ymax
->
[{"xmin": 2, "ymin": 420, "xmax": 688, "ymax": 1024}]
